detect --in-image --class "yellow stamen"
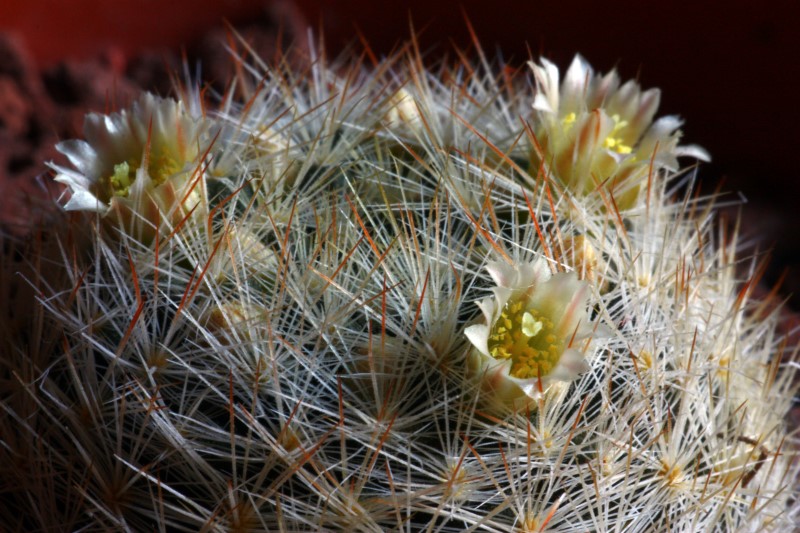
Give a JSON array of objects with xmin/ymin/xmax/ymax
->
[
  {"xmin": 603, "ymin": 113, "xmax": 633, "ymax": 154},
  {"xmin": 106, "ymin": 148, "xmax": 182, "ymax": 199},
  {"xmin": 521, "ymin": 312, "xmax": 543, "ymax": 337},
  {"xmin": 488, "ymin": 298, "xmax": 564, "ymax": 379},
  {"xmin": 108, "ymin": 161, "xmax": 135, "ymax": 197}
]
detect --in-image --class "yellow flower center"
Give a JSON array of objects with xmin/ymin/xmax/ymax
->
[
  {"xmin": 602, "ymin": 114, "xmax": 633, "ymax": 155},
  {"xmin": 107, "ymin": 150, "xmax": 183, "ymax": 198},
  {"xmin": 109, "ymin": 161, "xmax": 134, "ymax": 197},
  {"xmin": 487, "ymin": 298, "xmax": 564, "ymax": 379},
  {"xmin": 561, "ymin": 112, "xmax": 632, "ymax": 155}
]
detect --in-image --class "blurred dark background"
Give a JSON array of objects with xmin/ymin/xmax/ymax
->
[{"xmin": 1, "ymin": 0, "xmax": 798, "ymax": 313}]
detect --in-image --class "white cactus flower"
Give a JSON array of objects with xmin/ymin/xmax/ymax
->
[
  {"xmin": 49, "ymin": 93, "xmax": 212, "ymax": 241},
  {"xmin": 465, "ymin": 259, "xmax": 594, "ymax": 406},
  {"xmin": 528, "ymin": 55, "xmax": 709, "ymax": 206}
]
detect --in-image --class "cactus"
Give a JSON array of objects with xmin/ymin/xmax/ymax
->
[{"xmin": 1, "ymin": 37, "xmax": 798, "ymax": 532}]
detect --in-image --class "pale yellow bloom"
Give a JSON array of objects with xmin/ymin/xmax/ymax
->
[
  {"xmin": 50, "ymin": 93, "xmax": 212, "ymax": 241},
  {"xmin": 528, "ymin": 56, "xmax": 709, "ymax": 207},
  {"xmin": 465, "ymin": 259, "xmax": 593, "ymax": 407}
]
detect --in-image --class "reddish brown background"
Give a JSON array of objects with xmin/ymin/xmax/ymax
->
[{"xmin": 1, "ymin": 0, "xmax": 798, "ymax": 312}]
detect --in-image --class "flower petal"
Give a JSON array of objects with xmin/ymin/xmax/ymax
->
[
  {"xmin": 56, "ymin": 140, "xmax": 102, "ymax": 180},
  {"xmin": 491, "ymin": 286, "xmax": 513, "ymax": 313},
  {"xmin": 486, "ymin": 258, "xmax": 550, "ymax": 290},
  {"xmin": 588, "ymin": 69, "xmax": 620, "ymax": 109},
  {"xmin": 528, "ymin": 272, "xmax": 589, "ymax": 338},
  {"xmin": 528, "ymin": 55, "xmax": 708, "ymax": 210},
  {"xmin": 529, "ymin": 58, "xmax": 560, "ymax": 114},
  {"xmin": 548, "ymin": 348, "xmax": 591, "ymax": 381},
  {"xmin": 561, "ymin": 55, "xmax": 592, "ymax": 114},
  {"xmin": 627, "ymin": 88, "xmax": 661, "ymax": 142},
  {"xmin": 465, "ymin": 324, "xmax": 491, "ymax": 357},
  {"xmin": 645, "ymin": 115, "xmax": 683, "ymax": 138},
  {"xmin": 574, "ymin": 111, "xmax": 614, "ymax": 163},
  {"xmin": 486, "ymin": 260, "xmax": 517, "ymax": 287},
  {"xmin": 516, "ymin": 259, "xmax": 551, "ymax": 289},
  {"xmin": 62, "ymin": 189, "xmax": 106, "ymax": 213},
  {"xmin": 468, "ymin": 258, "xmax": 597, "ymax": 405},
  {"xmin": 517, "ymin": 379, "xmax": 545, "ymax": 400},
  {"xmin": 476, "ymin": 296, "xmax": 497, "ymax": 324},
  {"xmin": 52, "ymin": 167, "xmax": 93, "ymax": 191},
  {"xmin": 674, "ymin": 144, "xmax": 711, "ymax": 162},
  {"xmin": 83, "ymin": 111, "xmax": 136, "ymax": 166}
]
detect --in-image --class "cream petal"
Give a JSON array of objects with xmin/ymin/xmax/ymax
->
[
  {"xmin": 559, "ymin": 283, "xmax": 590, "ymax": 339},
  {"xmin": 62, "ymin": 189, "xmax": 106, "ymax": 213},
  {"xmin": 628, "ymin": 88, "xmax": 661, "ymax": 141},
  {"xmin": 561, "ymin": 55, "xmax": 592, "ymax": 114},
  {"xmin": 487, "ymin": 258, "xmax": 551, "ymax": 291},
  {"xmin": 532, "ymin": 93, "xmax": 555, "ymax": 114},
  {"xmin": 674, "ymin": 144, "xmax": 711, "ymax": 162},
  {"xmin": 516, "ymin": 259, "xmax": 551, "ymax": 289},
  {"xmin": 131, "ymin": 94, "xmax": 157, "ymax": 141},
  {"xmin": 589, "ymin": 70, "xmax": 620, "ymax": 109},
  {"xmin": 479, "ymin": 358, "xmax": 541, "ymax": 405},
  {"xmin": 84, "ymin": 112, "xmax": 136, "ymax": 164},
  {"xmin": 549, "ymin": 348, "xmax": 591, "ymax": 381},
  {"xmin": 528, "ymin": 272, "xmax": 589, "ymax": 337},
  {"xmin": 464, "ymin": 324, "xmax": 491, "ymax": 357},
  {"xmin": 529, "ymin": 58, "xmax": 560, "ymax": 114},
  {"xmin": 518, "ymin": 379, "xmax": 545, "ymax": 400},
  {"xmin": 56, "ymin": 140, "xmax": 102, "ymax": 180},
  {"xmin": 636, "ymin": 116, "xmax": 684, "ymax": 170},
  {"xmin": 492, "ymin": 286, "xmax": 513, "ymax": 313},
  {"xmin": 645, "ymin": 115, "xmax": 683, "ymax": 139},
  {"xmin": 52, "ymin": 167, "xmax": 93, "ymax": 190},
  {"xmin": 604, "ymin": 149, "xmax": 630, "ymax": 165},
  {"xmin": 608, "ymin": 80, "xmax": 640, "ymax": 121},
  {"xmin": 486, "ymin": 260, "xmax": 517, "ymax": 287},
  {"xmin": 657, "ymin": 152, "xmax": 681, "ymax": 173},
  {"xmin": 573, "ymin": 111, "xmax": 614, "ymax": 164},
  {"xmin": 476, "ymin": 297, "xmax": 497, "ymax": 324}
]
